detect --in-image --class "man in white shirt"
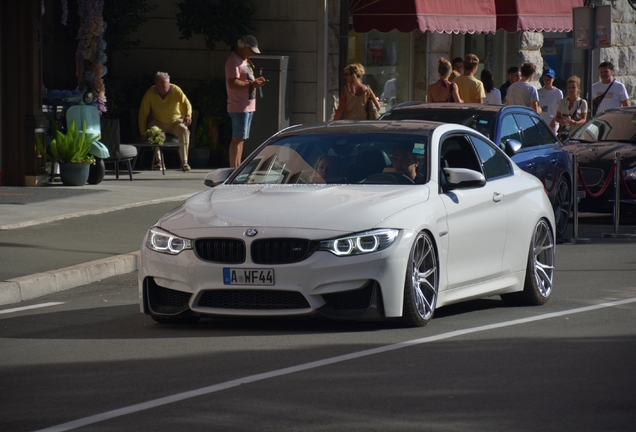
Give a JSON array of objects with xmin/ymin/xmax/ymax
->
[
  {"xmin": 537, "ymin": 69, "xmax": 563, "ymax": 132},
  {"xmin": 591, "ymin": 61, "xmax": 629, "ymax": 116},
  {"xmin": 505, "ymin": 62, "xmax": 541, "ymax": 114}
]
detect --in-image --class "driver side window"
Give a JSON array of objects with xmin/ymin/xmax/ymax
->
[{"xmin": 470, "ymin": 135, "xmax": 512, "ymax": 180}]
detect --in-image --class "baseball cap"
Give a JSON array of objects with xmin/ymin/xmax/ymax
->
[
  {"xmin": 542, "ymin": 69, "xmax": 555, "ymax": 78},
  {"xmin": 239, "ymin": 35, "xmax": 260, "ymax": 54}
]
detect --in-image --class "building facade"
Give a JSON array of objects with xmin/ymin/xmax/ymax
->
[{"xmin": 1, "ymin": 0, "xmax": 635, "ymax": 186}]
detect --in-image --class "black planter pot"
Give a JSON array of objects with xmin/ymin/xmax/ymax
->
[
  {"xmin": 87, "ymin": 159, "xmax": 105, "ymax": 184},
  {"xmin": 59, "ymin": 162, "xmax": 90, "ymax": 186}
]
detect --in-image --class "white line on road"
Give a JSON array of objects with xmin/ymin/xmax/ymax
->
[
  {"xmin": 35, "ymin": 297, "xmax": 636, "ymax": 432},
  {"xmin": 0, "ymin": 302, "xmax": 65, "ymax": 315}
]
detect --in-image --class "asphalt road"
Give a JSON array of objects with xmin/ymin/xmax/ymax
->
[{"xmin": 1, "ymin": 219, "xmax": 635, "ymax": 431}]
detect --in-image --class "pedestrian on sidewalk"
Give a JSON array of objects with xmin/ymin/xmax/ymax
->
[
  {"xmin": 505, "ymin": 62, "xmax": 541, "ymax": 114},
  {"xmin": 226, "ymin": 35, "xmax": 267, "ymax": 168},
  {"xmin": 591, "ymin": 61, "xmax": 629, "ymax": 116},
  {"xmin": 481, "ymin": 69, "xmax": 501, "ymax": 105},
  {"xmin": 538, "ymin": 68, "xmax": 563, "ymax": 132},
  {"xmin": 452, "ymin": 54, "xmax": 486, "ymax": 104},
  {"xmin": 500, "ymin": 66, "xmax": 520, "ymax": 103},
  {"xmin": 138, "ymin": 72, "xmax": 193, "ymax": 171},
  {"xmin": 427, "ymin": 57, "xmax": 463, "ymax": 103},
  {"xmin": 333, "ymin": 63, "xmax": 380, "ymax": 120},
  {"xmin": 555, "ymin": 75, "xmax": 588, "ymax": 137}
]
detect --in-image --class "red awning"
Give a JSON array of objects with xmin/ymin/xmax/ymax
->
[
  {"xmin": 350, "ymin": 0, "xmax": 497, "ymax": 34},
  {"xmin": 495, "ymin": 0, "xmax": 584, "ymax": 32}
]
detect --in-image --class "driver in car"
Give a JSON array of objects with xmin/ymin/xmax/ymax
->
[{"xmin": 384, "ymin": 143, "xmax": 425, "ymax": 183}]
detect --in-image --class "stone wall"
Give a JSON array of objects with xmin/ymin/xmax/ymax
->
[
  {"xmin": 598, "ymin": 0, "xmax": 636, "ymax": 100},
  {"xmin": 518, "ymin": 32, "xmax": 545, "ymax": 88}
]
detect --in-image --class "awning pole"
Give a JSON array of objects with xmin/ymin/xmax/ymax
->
[{"xmin": 339, "ymin": 0, "xmax": 349, "ymax": 92}]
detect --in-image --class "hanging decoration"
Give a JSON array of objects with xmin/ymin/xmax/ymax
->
[{"xmin": 75, "ymin": 0, "xmax": 108, "ymax": 113}]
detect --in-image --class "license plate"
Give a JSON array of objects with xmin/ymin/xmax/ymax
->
[{"xmin": 223, "ymin": 268, "xmax": 274, "ymax": 285}]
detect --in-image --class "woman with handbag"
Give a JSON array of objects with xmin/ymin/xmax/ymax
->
[
  {"xmin": 427, "ymin": 58, "xmax": 463, "ymax": 103},
  {"xmin": 333, "ymin": 63, "xmax": 381, "ymax": 120},
  {"xmin": 555, "ymin": 75, "xmax": 588, "ymax": 137}
]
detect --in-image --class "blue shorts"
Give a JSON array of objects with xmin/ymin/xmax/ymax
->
[{"xmin": 229, "ymin": 112, "xmax": 254, "ymax": 139}]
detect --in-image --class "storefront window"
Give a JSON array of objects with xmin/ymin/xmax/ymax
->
[
  {"xmin": 348, "ymin": 30, "xmax": 410, "ymax": 113},
  {"xmin": 465, "ymin": 30, "xmax": 506, "ymax": 88},
  {"xmin": 542, "ymin": 32, "xmax": 586, "ymax": 92}
]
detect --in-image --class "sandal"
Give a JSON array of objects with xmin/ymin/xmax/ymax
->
[
  {"xmin": 183, "ymin": 163, "xmax": 191, "ymax": 171},
  {"xmin": 153, "ymin": 162, "xmax": 164, "ymax": 170}
]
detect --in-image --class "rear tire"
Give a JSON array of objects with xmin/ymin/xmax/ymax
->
[
  {"xmin": 552, "ymin": 176, "xmax": 571, "ymax": 239},
  {"xmin": 400, "ymin": 232, "xmax": 438, "ymax": 327},
  {"xmin": 501, "ymin": 219, "xmax": 554, "ymax": 306}
]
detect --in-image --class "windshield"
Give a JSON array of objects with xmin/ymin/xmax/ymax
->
[
  {"xmin": 382, "ymin": 108, "xmax": 497, "ymax": 140},
  {"xmin": 571, "ymin": 109, "xmax": 636, "ymax": 142},
  {"xmin": 231, "ymin": 133, "xmax": 430, "ymax": 185}
]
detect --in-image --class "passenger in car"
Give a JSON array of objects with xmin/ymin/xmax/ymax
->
[{"xmin": 310, "ymin": 155, "xmax": 344, "ymax": 183}]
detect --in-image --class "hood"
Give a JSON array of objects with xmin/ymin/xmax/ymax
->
[
  {"xmin": 564, "ymin": 141, "xmax": 636, "ymax": 168},
  {"xmin": 157, "ymin": 184, "xmax": 430, "ymax": 234}
]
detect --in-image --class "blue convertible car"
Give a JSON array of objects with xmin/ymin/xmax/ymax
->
[{"xmin": 381, "ymin": 103, "xmax": 573, "ymax": 239}]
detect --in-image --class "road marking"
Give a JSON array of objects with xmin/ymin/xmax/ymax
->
[
  {"xmin": 35, "ymin": 297, "xmax": 636, "ymax": 432},
  {"xmin": 0, "ymin": 302, "xmax": 65, "ymax": 315}
]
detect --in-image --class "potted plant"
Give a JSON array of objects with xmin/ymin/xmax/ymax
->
[{"xmin": 50, "ymin": 120, "xmax": 98, "ymax": 186}]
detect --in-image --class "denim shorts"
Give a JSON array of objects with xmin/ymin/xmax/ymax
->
[{"xmin": 229, "ymin": 112, "xmax": 254, "ymax": 139}]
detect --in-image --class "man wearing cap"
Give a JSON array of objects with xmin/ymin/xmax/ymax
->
[
  {"xmin": 225, "ymin": 35, "xmax": 267, "ymax": 168},
  {"xmin": 591, "ymin": 61, "xmax": 629, "ymax": 116},
  {"xmin": 537, "ymin": 68, "xmax": 563, "ymax": 132}
]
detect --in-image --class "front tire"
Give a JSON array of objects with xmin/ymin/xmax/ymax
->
[
  {"xmin": 501, "ymin": 219, "xmax": 554, "ymax": 306},
  {"xmin": 400, "ymin": 232, "xmax": 438, "ymax": 327}
]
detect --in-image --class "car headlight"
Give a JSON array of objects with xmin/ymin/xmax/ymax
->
[
  {"xmin": 319, "ymin": 229, "xmax": 399, "ymax": 256},
  {"xmin": 623, "ymin": 166, "xmax": 636, "ymax": 181},
  {"xmin": 146, "ymin": 228, "xmax": 192, "ymax": 255}
]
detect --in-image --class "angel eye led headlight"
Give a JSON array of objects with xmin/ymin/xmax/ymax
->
[
  {"xmin": 146, "ymin": 228, "xmax": 192, "ymax": 255},
  {"xmin": 319, "ymin": 229, "xmax": 399, "ymax": 256}
]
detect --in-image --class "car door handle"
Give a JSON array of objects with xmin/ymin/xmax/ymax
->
[
  {"xmin": 493, "ymin": 192, "xmax": 503, "ymax": 203},
  {"xmin": 524, "ymin": 162, "xmax": 535, "ymax": 169}
]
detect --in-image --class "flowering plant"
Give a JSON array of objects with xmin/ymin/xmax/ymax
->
[{"xmin": 146, "ymin": 128, "xmax": 165, "ymax": 145}]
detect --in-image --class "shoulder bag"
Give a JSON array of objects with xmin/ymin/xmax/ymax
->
[
  {"xmin": 592, "ymin": 80, "xmax": 613, "ymax": 116},
  {"xmin": 365, "ymin": 89, "xmax": 380, "ymax": 120}
]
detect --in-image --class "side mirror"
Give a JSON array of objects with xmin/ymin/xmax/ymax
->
[
  {"xmin": 204, "ymin": 168, "xmax": 235, "ymax": 187},
  {"xmin": 441, "ymin": 168, "xmax": 486, "ymax": 192},
  {"xmin": 503, "ymin": 139, "xmax": 522, "ymax": 157}
]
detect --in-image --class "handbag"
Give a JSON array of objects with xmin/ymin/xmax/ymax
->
[
  {"xmin": 366, "ymin": 90, "xmax": 380, "ymax": 120},
  {"xmin": 592, "ymin": 80, "xmax": 613, "ymax": 116}
]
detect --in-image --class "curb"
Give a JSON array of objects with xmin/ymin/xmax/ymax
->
[{"xmin": 0, "ymin": 251, "xmax": 140, "ymax": 306}]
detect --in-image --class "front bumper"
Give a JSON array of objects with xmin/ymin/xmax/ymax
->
[{"xmin": 139, "ymin": 229, "xmax": 416, "ymax": 321}]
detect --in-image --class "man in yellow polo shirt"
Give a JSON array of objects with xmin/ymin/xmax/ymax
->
[
  {"xmin": 452, "ymin": 54, "xmax": 486, "ymax": 104},
  {"xmin": 139, "ymin": 71, "xmax": 193, "ymax": 170}
]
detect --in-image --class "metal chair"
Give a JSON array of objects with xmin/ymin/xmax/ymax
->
[{"xmin": 100, "ymin": 118, "xmax": 137, "ymax": 181}]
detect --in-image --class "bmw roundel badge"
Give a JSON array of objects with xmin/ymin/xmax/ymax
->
[{"xmin": 245, "ymin": 229, "xmax": 258, "ymax": 237}]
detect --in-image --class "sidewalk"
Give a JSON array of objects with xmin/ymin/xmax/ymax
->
[{"xmin": 0, "ymin": 167, "xmax": 211, "ymax": 306}]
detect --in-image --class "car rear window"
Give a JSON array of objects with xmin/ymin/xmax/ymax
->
[{"xmin": 382, "ymin": 108, "xmax": 496, "ymax": 140}]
